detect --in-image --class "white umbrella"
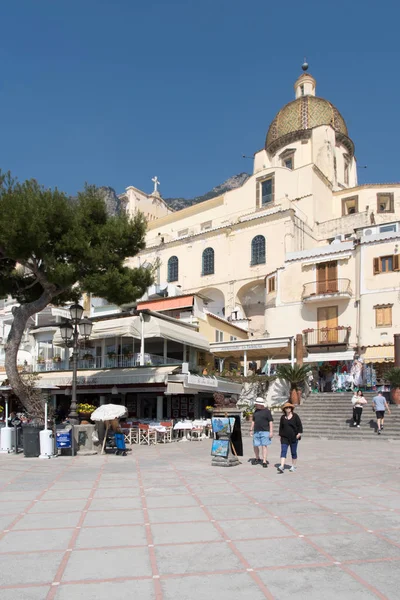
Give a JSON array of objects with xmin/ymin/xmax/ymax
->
[
  {"xmin": 91, "ymin": 404, "xmax": 127, "ymax": 421},
  {"xmin": 90, "ymin": 404, "xmax": 128, "ymax": 454}
]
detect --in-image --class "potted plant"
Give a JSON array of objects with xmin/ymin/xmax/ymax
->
[
  {"xmin": 276, "ymin": 364, "xmax": 311, "ymax": 405},
  {"xmin": 53, "ymin": 355, "xmax": 62, "ymax": 363},
  {"xmin": 82, "ymin": 353, "xmax": 94, "ymax": 361},
  {"xmin": 243, "ymin": 408, "xmax": 254, "ymax": 421},
  {"xmin": 385, "ymin": 367, "xmax": 400, "ymax": 405},
  {"xmin": 205, "ymin": 405, "xmax": 214, "ymax": 414},
  {"xmin": 37, "ymin": 355, "xmax": 45, "ymax": 364},
  {"xmin": 76, "ymin": 402, "xmax": 97, "ymax": 424}
]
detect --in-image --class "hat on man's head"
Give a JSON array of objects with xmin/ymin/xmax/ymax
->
[{"xmin": 255, "ymin": 397, "xmax": 268, "ymax": 407}]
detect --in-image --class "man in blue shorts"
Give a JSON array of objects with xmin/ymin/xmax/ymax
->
[
  {"xmin": 372, "ymin": 391, "xmax": 391, "ymax": 434},
  {"xmin": 250, "ymin": 398, "xmax": 274, "ymax": 468}
]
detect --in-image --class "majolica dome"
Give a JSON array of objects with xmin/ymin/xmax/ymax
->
[{"xmin": 266, "ymin": 73, "xmax": 354, "ymax": 157}]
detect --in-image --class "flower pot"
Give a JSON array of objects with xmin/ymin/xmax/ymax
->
[
  {"xmin": 290, "ymin": 388, "xmax": 300, "ymax": 405},
  {"xmin": 391, "ymin": 387, "xmax": 400, "ymax": 405},
  {"xmin": 79, "ymin": 413, "xmax": 92, "ymax": 424}
]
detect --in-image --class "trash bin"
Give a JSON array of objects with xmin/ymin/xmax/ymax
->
[{"xmin": 22, "ymin": 425, "xmax": 42, "ymax": 458}]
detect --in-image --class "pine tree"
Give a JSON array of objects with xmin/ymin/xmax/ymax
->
[{"xmin": 0, "ymin": 172, "xmax": 154, "ymax": 415}]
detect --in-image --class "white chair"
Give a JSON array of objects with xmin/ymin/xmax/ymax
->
[
  {"xmin": 158, "ymin": 422, "xmax": 173, "ymax": 443},
  {"xmin": 138, "ymin": 424, "xmax": 156, "ymax": 445},
  {"xmin": 190, "ymin": 427, "xmax": 203, "ymax": 441}
]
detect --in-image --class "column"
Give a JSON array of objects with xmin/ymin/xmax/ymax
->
[
  {"xmin": 290, "ymin": 338, "xmax": 295, "ymax": 367},
  {"xmin": 99, "ymin": 395, "xmax": 106, "ymax": 406},
  {"xmin": 243, "ymin": 350, "xmax": 247, "ymax": 377},
  {"xmin": 163, "ymin": 339, "xmax": 168, "ymax": 363},
  {"xmin": 156, "ymin": 396, "xmax": 164, "ymax": 421},
  {"xmin": 296, "ymin": 333, "xmax": 303, "ymax": 366},
  {"xmin": 395, "ymin": 333, "xmax": 400, "ymax": 367}
]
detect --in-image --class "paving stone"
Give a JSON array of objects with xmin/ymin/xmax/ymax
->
[{"xmin": 62, "ymin": 547, "xmax": 152, "ymax": 581}]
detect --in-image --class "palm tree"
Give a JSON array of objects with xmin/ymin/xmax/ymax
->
[
  {"xmin": 276, "ymin": 364, "xmax": 311, "ymax": 404},
  {"xmin": 385, "ymin": 367, "xmax": 400, "ymax": 404}
]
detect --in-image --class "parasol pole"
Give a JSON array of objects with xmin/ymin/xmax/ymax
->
[{"xmin": 101, "ymin": 421, "xmax": 109, "ymax": 455}]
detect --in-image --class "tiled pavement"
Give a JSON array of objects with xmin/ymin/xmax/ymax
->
[{"xmin": 1, "ymin": 439, "xmax": 400, "ymax": 599}]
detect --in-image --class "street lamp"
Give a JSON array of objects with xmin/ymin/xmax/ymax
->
[{"xmin": 59, "ymin": 304, "xmax": 93, "ymax": 424}]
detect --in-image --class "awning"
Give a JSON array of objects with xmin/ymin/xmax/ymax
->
[
  {"xmin": 362, "ymin": 346, "xmax": 394, "ymax": 363},
  {"xmin": 53, "ymin": 315, "xmax": 210, "ymax": 351},
  {"xmin": 304, "ymin": 350, "xmax": 355, "ymax": 363}
]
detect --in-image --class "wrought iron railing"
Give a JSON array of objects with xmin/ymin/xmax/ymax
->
[
  {"xmin": 33, "ymin": 353, "xmax": 181, "ymax": 372},
  {"xmin": 303, "ymin": 327, "xmax": 351, "ymax": 346},
  {"xmin": 302, "ymin": 279, "xmax": 352, "ymax": 300}
]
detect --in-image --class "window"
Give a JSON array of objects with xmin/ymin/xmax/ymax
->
[
  {"xmin": 375, "ymin": 305, "xmax": 392, "ymax": 327},
  {"xmin": 373, "ymin": 255, "xmax": 400, "ymax": 274},
  {"xmin": 167, "ymin": 256, "xmax": 179, "ymax": 282},
  {"xmin": 215, "ymin": 330, "xmax": 223, "ymax": 342},
  {"xmin": 342, "ymin": 196, "xmax": 358, "ymax": 216},
  {"xmin": 300, "ymin": 84, "xmax": 304, "ymax": 96},
  {"xmin": 251, "ymin": 235, "xmax": 266, "ymax": 265},
  {"xmin": 267, "ymin": 276, "xmax": 276, "ymax": 294},
  {"xmin": 177, "ymin": 228, "xmax": 188, "ymax": 237},
  {"xmin": 344, "ymin": 161, "xmax": 350, "ymax": 185},
  {"xmin": 202, "ymin": 247, "xmax": 215, "ymax": 275},
  {"xmin": 230, "ymin": 335, "xmax": 237, "ymax": 341},
  {"xmin": 256, "ymin": 174, "xmax": 275, "ymax": 207},
  {"xmin": 201, "ymin": 220, "xmax": 212, "ymax": 231},
  {"xmin": 377, "ymin": 193, "xmax": 394, "ymax": 213},
  {"xmin": 379, "ymin": 224, "xmax": 397, "ymax": 233},
  {"xmin": 284, "ymin": 156, "xmax": 294, "ymax": 170}
]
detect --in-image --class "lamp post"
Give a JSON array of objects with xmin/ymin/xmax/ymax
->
[{"xmin": 59, "ymin": 304, "xmax": 93, "ymax": 425}]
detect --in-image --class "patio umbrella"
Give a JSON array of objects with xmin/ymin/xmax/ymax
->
[
  {"xmin": 91, "ymin": 404, "xmax": 127, "ymax": 421},
  {"xmin": 90, "ymin": 404, "xmax": 128, "ymax": 454}
]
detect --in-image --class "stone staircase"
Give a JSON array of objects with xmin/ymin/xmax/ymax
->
[
  {"xmin": 241, "ymin": 394, "xmax": 400, "ymax": 440},
  {"xmin": 295, "ymin": 392, "xmax": 400, "ymax": 440}
]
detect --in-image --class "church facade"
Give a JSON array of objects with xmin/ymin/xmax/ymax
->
[{"xmin": 125, "ymin": 67, "xmax": 400, "ymax": 374}]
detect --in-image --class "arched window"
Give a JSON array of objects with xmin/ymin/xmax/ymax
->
[
  {"xmin": 251, "ymin": 235, "xmax": 266, "ymax": 265},
  {"xmin": 167, "ymin": 256, "xmax": 179, "ymax": 282},
  {"xmin": 202, "ymin": 247, "xmax": 215, "ymax": 275}
]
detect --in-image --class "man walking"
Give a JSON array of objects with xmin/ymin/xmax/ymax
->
[
  {"xmin": 250, "ymin": 398, "xmax": 273, "ymax": 468},
  {"xmin": 372, "ymin": 391, "xmax": 391, "ymax": 434}
]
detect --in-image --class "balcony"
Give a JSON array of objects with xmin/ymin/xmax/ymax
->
[
  {"xmin": 33, "ymin": 353, "xmax": 182, "ymax": 372},
  {"xmin": 303, "ymin": 327, "xmax": 351, "ymax": 347},
  {"xmin": 302, "ymin": 279, "xmax": 352, "ymax": 302}
]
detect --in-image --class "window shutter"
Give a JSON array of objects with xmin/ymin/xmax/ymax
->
[
  {"xmin": 384, "ymin": 307, "xmax": 392, "ymax": 326},
  {"xmin": 393, "ymin": 254, "xmax": 399, "ymax": 271},
  {"xmin": 271, "ymin": 176, "xmax": 275, "ymax": 203},
  {"xmin": 373, "ymin": 258, "xmax": 380, "ymax": 274},
  {"xmin": 390, "ymin": 194, "xmax": 395, "ymax": 212},
  {"xmin": 256, "ymin": 181, "xmax": 260, "ymax": 208},
  {"xmin": 376, "ymin": 308, "xmax": 383, "ymax": 327}
]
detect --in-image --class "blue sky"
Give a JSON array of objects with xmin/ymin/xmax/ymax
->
[{"xmin": 0, "ymin": 0, "xmax": 399, "ymax": 198}]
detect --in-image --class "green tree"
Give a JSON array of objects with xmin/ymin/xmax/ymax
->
[{"xmin": 0, "ymin": 172, "xmax": 154, "ymax": 416}]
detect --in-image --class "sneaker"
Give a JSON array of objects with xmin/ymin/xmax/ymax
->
[
  {"xmin": 262, "ymin": 462, "xmax": 268, "ymax": 468},
  {"xmin": 353, "ymin": 422, "xmax": 357, "ymax": 426},
  {"xmin": 357, "ymin": 425, "xmax": 360, "ymax": 428},
  {"xmin": 289, "ymin": 466, "xmax": 297, "ymax": 472},
  {"xmin": 277, "ymin": 465, "xmax": 284, "ymax": 473},
  {"xmin": 381, "ymin": 426, "xmax": 384, "ymax": 431},
  {"xmin": 377, "ymin": 430, "xmax": 381, "ymax": 435},
  {"xmin": 252, "ymin": 459, "xmax": 261, "ymax": 465}
]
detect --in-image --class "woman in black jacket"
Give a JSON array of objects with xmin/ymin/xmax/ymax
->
[{"xmin": 277, "ymin": 402, "xmax": 303, "ymax": 474}]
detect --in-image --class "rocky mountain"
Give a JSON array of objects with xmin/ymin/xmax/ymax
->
[
  {"xmin": 98, "ymin": 186, "xmax": 125, "ymax": 217},
  {"xmin": 164, "ymin": 172, "xmax": 250, "ymax": 211}
]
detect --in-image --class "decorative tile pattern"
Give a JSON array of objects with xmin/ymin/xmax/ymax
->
[{"xmin": 266, "ymin": 95, "xmax": 350, "ymax": 154}]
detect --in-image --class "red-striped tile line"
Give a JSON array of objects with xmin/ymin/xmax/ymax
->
[
  {"xmin": 161, "ymin": 455, "xmax": 276, "ymax": 600},
  {"xmin": 45, "ymin": 456, "xmax": 108, "ymax": 600},
  {"xmin": 135, "ymin": 457, "xmax": 162, "ymax": 600},
  {"xmin": 222, "ymin": 466, "xmax": 389, "ymax": 599},
  {"xmin": 0, "ymin": 458, "xmax": 79, "ymax": 542},
  {"xmin": 2, "ymin": 556, "xmax": 400, "ymax": 591},
  {"xmin": 340, "ymin": 565, "xmax": 391, "ymax": 600}
]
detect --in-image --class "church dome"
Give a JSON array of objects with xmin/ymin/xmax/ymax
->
[{"xmin": 265, "ymin": 72, "xmax": 354, "ymax": 157}]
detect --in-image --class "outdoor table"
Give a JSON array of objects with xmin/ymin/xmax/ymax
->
[{"xmin": 173, "ymin": 421, "xmax": 193, "ymax": 441}]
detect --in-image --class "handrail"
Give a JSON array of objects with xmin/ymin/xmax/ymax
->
[{"xmin": 302, "ymin": 278, "xmax": 352, "ymax": 300}]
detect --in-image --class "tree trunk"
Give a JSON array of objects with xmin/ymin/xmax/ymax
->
[{"xmin": 4, "ymin": 291, "xmax": 54, "ymax": 417}]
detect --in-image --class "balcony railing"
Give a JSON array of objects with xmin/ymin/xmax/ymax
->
[
  {"xmin": 303, "ymin": 327, "xmax": 351, "ymax": 347},
  {"xmin": 33, "ymin": 353, "xmax": 182, "ymax": 372},
  {"xmin": 302, "ymin": 279, "xmax": 352, "ymax": 301}
]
